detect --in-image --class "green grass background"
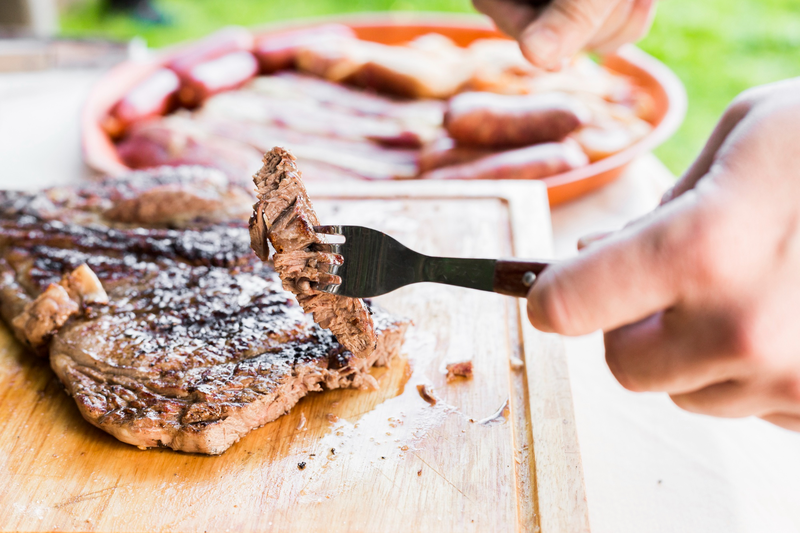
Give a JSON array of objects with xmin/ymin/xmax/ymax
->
[{"xmin": 60, "ymin": 0, "xmax": 800, "ymax": 175}]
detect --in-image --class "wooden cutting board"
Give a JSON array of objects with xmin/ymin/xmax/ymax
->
[{"xmin": 0, "ymin": 180, "xmax": 588, "ymax": 533}]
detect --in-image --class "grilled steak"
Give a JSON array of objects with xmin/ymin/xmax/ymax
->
[
  {"xmin": 249, "ymin": 147, "xmax": 377, "ymax": 358},
  {"xmin": 0, "ymin": 166, "xmax": 407, "ymax": 454}
]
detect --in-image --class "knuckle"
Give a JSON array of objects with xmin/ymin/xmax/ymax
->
[
  {"xmin": 781, "ymin": 378, "xmax": 800, "ymax": 404},
  {"xmin": 688, "ymin": 226, "xmax": 727, "ymax": 284},
  {"xmin": 657, "ymin": 200, "xmax": 732, "ymax": 287},
  {"xmin": 646, "ymin": 214, "xmax": 704, "ymax": 281},
  {"xmin": 723, "ymin": 316, "xmax": 771, "ymax": 367},
  {"xmin": 727, "ymin": 321, "xmax": 758, "ymax": 360}
]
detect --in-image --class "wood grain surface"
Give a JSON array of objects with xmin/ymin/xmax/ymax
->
[{"xmin": 0, "ymin": 180, "xmax": 589, "ymax": 533}]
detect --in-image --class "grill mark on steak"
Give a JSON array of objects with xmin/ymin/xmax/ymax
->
[
  {"xmin": 0, "ymin": 166, "xmax": 408, "ymax": 454},
  {"xmin": 249, "ymin": 147, "xmax": 378, "ymax": 358}
]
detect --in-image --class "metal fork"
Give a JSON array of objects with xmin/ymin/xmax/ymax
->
[{"xmin": 312, "ymin": 225, "xmax": 551, "ymax": 298}]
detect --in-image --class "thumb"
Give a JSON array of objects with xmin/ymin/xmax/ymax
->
[
  {"xmin": 519, "ymin": 0, "xmax": 618, "ymax": 69},
  {"xmin": 528, "ymin": 192, "xmax": 705, "ymax": 335}
]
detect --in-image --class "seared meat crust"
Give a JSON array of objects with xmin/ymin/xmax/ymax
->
[{"xmin": 0, "ymin": 167, "xmax": 407, "ymax": 454}]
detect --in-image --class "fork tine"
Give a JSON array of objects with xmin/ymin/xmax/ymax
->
[
  {"xmin": 316, "ymin": 262, "xmax": 342, "ymax": 276},
  {"xmin": 313, "ymin": 225, "xmax": 343, "ymax": 235},
  {"xmin": 310, "ymin": 242, "xmax": 341, "ymax": 254},
  {"xmin": 316, "ymin": 273, "xmax": 341, "ymax": 286},
  {"xmin": 314, "ymin": 225, "xmax": 417, "ymax": 298},
  {"xmin": 315, "ymin": 281, "xmax": 341, "ymax": 294}
]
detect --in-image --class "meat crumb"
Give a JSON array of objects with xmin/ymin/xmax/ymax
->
[
  {"xmin": 416, "ymin": 384, "xmax": 437, "ymax": 406},
  {"xmin": 296, "ymin": 412, "xmax": 306, "ymax": 430},
  {"xmin": 417, "ymin": 469, "xmax": 423, "ymax": 476},
  {"xmin": 326, "ymin": 413, "xmax": 339, "ymax": 423},
  {"xmin": 12, "ymin": 264, "xmax": 109, "ymax": 349},
  {"xmin": 509, "ymin": 355, "xmax": 524, "ymax": 369},
  {"xmin": 445, "ymin": 360, "xmax": 473, "ymax": 382}
]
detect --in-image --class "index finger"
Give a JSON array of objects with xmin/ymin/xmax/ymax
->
[
  {"xmin": 527, "ymin": 191, "xmax": 706, "ymax": 335},
  {"xmin": 518, "ymin": 0, "xmax": 620, "ymax": 69}
]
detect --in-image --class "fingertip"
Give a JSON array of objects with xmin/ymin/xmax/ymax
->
[
  {"xmin": 519, "ymin": 25, "xmax": 565, "ymax": 71},
  {"xmin": 520, "ymin": 0, "xmax": 613, "ymax": 70}
]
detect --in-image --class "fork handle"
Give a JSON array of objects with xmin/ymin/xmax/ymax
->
[{"xmin": 493, "ymin": 260, "xmax": 550, "ymax": 298}]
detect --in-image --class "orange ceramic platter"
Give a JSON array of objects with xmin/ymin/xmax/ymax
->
[{"xmin": 81, "ymin": 13, "xmax": 686, "ymax": 205}]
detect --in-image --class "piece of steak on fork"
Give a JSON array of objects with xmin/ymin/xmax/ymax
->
[{"xmin": 249, "ymin": 147, "xmax": 378, "ymax": 358}]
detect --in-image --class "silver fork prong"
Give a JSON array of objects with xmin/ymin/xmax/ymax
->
[
  {"xmin": 315, "ymin": 282, "xmax": 341, "ymax": 294},
  {"xmin": 316, "ymin": 262, "xmax": 341, "ymax": 276},
  {"xmin": 313, "ymin": 225, "xmax": 343, "ymax": 235},
  {"xmin": 311, "ymin": 242, "xmax": 341, "ymax": 254}
]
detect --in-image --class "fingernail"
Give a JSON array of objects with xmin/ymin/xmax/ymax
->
[
  {"xmin": 523, "ymin": 27, "xmax": 561, "ymax": 68},
  {"xmin": 526, "ymin": 287, "xmax": 555, "ymax": 333},
  {"xmin": 660, "ymin": 187, "xmax": 676, "ymax": 205},
  {"xmin": 577, "ymin": 231, "xmax": 612, "ymax": 250}
]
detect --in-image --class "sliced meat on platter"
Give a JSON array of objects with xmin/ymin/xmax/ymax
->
[{"xmin": 107, "ymin": 31, "xmax": 654, "ymax": 184}]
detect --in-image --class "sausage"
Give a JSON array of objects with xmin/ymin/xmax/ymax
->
[
  {"xmin": 417, "ymin": 137, "xmax": 498, "ymax": 173},
  {"xmin": 177, "ymin": 51, "xmax": 259, "ymax": 108},
  {"xmin": 419, "ymin": 141, "xmax": 589, "ymax": 181},
  {"xmin": 253, "ymin": 24, "xmax": 356, "ymax": 73},
  {"xmin": 102, "ymin": 68, "xmax": 180, "ymax": 138},
  {"xmin": 444, "ymin": 92, "xmax": 590, "ymax": 148},
  {"xmin": 166, "ymin": 26, "xmax": 253, "ymax": 77}
]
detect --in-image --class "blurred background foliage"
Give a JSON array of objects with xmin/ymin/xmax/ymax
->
[{"xmin": 59, "ymin": 0, "xmax": 800, "ymax": 175}]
